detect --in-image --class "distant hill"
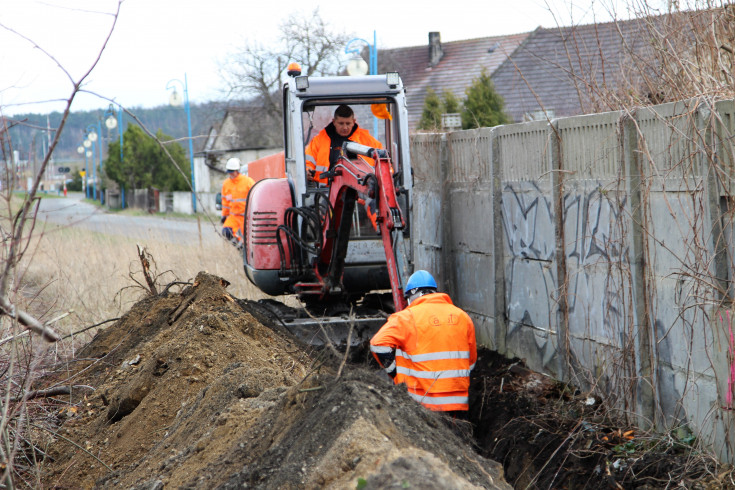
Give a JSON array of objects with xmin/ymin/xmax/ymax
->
[{"xmin": 6, "ymin": 101, "xmax": 231, "ymax": 164}]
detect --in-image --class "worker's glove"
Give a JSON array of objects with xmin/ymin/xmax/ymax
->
[
  {"xmin": 220, "ymin": 216, "xmax": 227, "ymax": 224},
  {"xmin": 222, "ymin": 227, "xmax": 233, "ymax": 240}
]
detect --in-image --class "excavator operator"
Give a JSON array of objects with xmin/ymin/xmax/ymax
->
[
  {"xmin": 221, "ymin": 157, "xmax": 255, "ymax": 248},
  {"xmin": 305, "ymin": 104, "xmax": 383, "ymax": 185},
  {"xmin": 305, "ymin": 104, "xmax": 384, "ymax": 229},
  {"xmin": 370, "ymin": 270, "xmax": 477, "ymax": 416}
]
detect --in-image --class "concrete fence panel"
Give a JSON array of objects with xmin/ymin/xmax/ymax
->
[
  {"xmin": 410, "ymin": 133, "xmax": 447, "ymax": 286},
  {"xmin": 496, "ymin": 121, "xmax": 560, "ymax": 375},
  {"xmin": 635, "ymin": 102, "xmax": 718, "ymax": 437},
  {"xmin": 445, "ymin": 128, "xmax": 497, "ymax": 347},
  {"xmin": 555, "ymin": 111, "xmax": 633, "ymax": 397}
]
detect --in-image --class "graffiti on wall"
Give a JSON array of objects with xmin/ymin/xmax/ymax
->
[
  {"xmin": 501, "ymin": 181, "xmax": 557, "ymax": 365},
  {"xmin": 501, "ymin": 182, "xmax": 630, "ymax": 369},
  {"xmin": 564, "ymin": 188, "xmax": 629, "ymax": 336}
]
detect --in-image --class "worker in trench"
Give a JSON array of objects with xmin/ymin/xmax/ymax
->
[
  {"xmin": 304, "ymin": 104, "xmax": 387, "ymax": 230},
  {"xmin": 370, "ymin": 270, "xmax": 477, "ymax": 418},
  {"xmin": 220, "ymin": 157, "xmax": 255, "ymax": 248}
]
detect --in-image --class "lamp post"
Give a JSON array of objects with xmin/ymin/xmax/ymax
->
[
  {"xmin": 99, "ymin": 104, "xmax": 119, "ymax": 206},
  {"xmin": 81, "ymin": 140, "xmax": 91, "ymax": 199},
  {"xmin": 84, "ymin": 125, "xmax": 98, "ymax": 200},
  {"xmin": 345, "ymin": 31, "xmax": 379, "ymax": 135},
  {"xmin": 77, "ymin": 144, "xmax": 87, "ymax": 197},
  {"xmin": 86, "ymin": 149, "xmax": 93, "ymax": 196},
  {"xmin": 345, "ymin": 31, "xmax": 377, "ymax": 75},
  {"xmin": 166, "ymin": 74, "xmax": 196, "ymax": 213},
  {"xmin": 112, "ymin": 103, "xmax": 125, "ymax": 208}
]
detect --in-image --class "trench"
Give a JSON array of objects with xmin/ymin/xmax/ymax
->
[{"xmin": 244, "ymin": 299, "xmax": 710, "ymax": 489}]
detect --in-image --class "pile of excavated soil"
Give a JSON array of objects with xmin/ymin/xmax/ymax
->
[
  {"xmin": 36, "ymin": 271, "xmax": 734, "ymax": 489},
  {"xmin": 40, "ymin": 272, "xmax": 510, "ymax": 489}
]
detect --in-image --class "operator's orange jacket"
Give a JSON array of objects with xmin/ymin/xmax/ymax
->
[
  {"xmin": 305, "ymin": 123, "xmax": 382, "ymax": 184},
  {"xmin": 221, "ymin": 173, "xmax": 255, "ymax": 240},
  {"xmin": 370, "ymin": 293, "xmax": 477, "ymax": 411}
]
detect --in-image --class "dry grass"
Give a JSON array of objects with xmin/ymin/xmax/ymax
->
[
  {"xmin": 0, "ymin": 209, "xmax": 301, "ymax": 485},
  {"xmin": 14, "ymin": 220, "xmax": 273, "ymax": 344}
]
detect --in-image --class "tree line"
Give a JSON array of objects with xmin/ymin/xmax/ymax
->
[{"xmin": 5, "ymin": 101, "xmax": 227, "ymax": 164}]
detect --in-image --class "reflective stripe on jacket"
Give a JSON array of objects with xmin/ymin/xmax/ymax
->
[
  {"xmin": 221, "ymin": 173, "xmax": 255, "ymax": 238},
  {"xmin": 370, "ymin": 293, "xmax": 477, "ymax": 411},
  {"xmin": 305, "ymin": 123, "xmax": 382, "ymax": 184}
]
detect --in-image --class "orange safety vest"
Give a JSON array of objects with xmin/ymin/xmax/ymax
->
[
  {"xmin": 305, "ymin": 123, "xmax": 382, "ymax": 184},
  {"xmin": 370, "ymin": 293, "xmax": 477, "ymax": 411},
  {"xmin": 221, "ymin": 173, "xmax": 255, "ymax": 240}
]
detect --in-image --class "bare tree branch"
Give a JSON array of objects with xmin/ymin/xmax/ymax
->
[
  {"xmin": 219, "ymin": 8, "xmax": 350, "ymax": 120},
  {"xmin": 0, "ymin": 1, "xmax": 124, "ymax": 344}
]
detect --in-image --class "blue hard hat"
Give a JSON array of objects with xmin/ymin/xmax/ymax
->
[{"xmin": 404, "ymin": 270, "xmax": 437, "ymax": 298}]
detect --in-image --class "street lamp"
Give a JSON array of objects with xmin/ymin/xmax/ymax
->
[
  {"xmin": 77, "ymin": 145, "xmax": 87, "ymax": 197},
  {"xmin": 104, "ymin": 105, "xmax": 117, "ymax": 131},
  {"xmin": 105, "ymin": 103, "xmax": 125, "ymax": 207},
  {"xmin": 85, "ymin": 125, "xmax": 99, "ymax": 201},
  {"xmin": 166, "ymin": 74, "xmax": 196, "ymax": 213},
  {"xmin": 345, "ymin": 31, "xmax": 377, "ymax": 75},
  {"xmin": 345, "ymin": 31, "xmax": 379, "ymax": 135},
  {"xmin": 97, "ymin": 104, "xmax": 121, "ymax": 206}
]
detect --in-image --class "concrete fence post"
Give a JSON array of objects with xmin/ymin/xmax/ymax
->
[
  {"xmin": 550, "ymin": 121, "xmax": 570, "ymax": 381},
  {"xmin": 440, "ymin": 136, "xmax": 453, "ymax": 295},
  {"xmin": 699, "ymin": 102, "xmax": 729, "ymax": 301},
  {"xmin": 621, "ymin": 113, "xmax": 656, "ymax": 430},
  {"xmin": 491, "ymin": 131, "xmax": 507, "ymax": 354}
]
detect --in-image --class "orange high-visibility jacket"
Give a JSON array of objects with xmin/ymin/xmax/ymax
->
[
  {"xmin": 221, "ymin": 173, "xmax": 255, "ymax": 240},
  {"xmin": 305, "ymin": 123, "xmax": 382, "ymax": 184},
  {"xmin": 370, "ymin": 293, "xmax": 477, "ymax": 411}
]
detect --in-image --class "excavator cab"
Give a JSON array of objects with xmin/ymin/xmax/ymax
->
[{"xmin": 243, "ymin": 72, "xmax": 412, "ymax": 312}]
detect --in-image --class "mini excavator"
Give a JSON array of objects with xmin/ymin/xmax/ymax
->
[{"xmin": 240, "ymin": 66, "xmax": 413, "ymax": 345}]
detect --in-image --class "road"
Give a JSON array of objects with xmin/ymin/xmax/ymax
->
[{"xmin": 36, "ymin": 192, "xmax": 221, "ymax": 245}]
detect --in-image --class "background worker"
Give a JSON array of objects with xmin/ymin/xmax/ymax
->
[
  {"xmin": 370, "ymin": 270, "xmax": 477, "ymax": 415},
  {"xmin": 305, "ymin": 104, "xmax": 382, "ymax": 185},
  {"xmin": 221, "ymin": 157, "xmax": 255, "ymax": 247}
]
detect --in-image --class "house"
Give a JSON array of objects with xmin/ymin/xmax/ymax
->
[
  {"xmin": 378, "ymin": 31, "xmax": 531, "ymax": 131},
  {"xmin": 380, "ymin": 8, "xmax": 723, "ymax": 128},
  {"xmin": 195, "ymin": 107, "xmax": 281, "ymax": 194},
  {"xmin": 490, "ymin": 18, "xmax": 655, "ymax": 122}
]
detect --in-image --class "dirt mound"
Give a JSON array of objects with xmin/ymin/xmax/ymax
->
[
  {"xmin": 37, "ymin": 272, "xmax": 733, "ymax": 489},
  {"xmin": 41, "ymin": 272, "xmax": 510, "ymax": 489}
]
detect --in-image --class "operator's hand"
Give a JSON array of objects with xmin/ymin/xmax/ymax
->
[
  {"xmin": 222, "ymin": 227, "xmax": 234, "ymax": 240},
  {"xmin": 220, "ymin": 215, "xmax": 227, "ymax": 224},
  {"xmin": 307, "ymin": 169, "xmax": 316, "ymax": 180}
]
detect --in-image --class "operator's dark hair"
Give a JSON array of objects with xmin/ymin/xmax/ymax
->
[{"xmin": 334, "ymin": 104, "xmax": 354, "ymax": 118}]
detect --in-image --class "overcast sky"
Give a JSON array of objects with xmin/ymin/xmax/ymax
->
[{"xmin": 0, "ymin": 0, "xmax": 657, "ymax": 116}]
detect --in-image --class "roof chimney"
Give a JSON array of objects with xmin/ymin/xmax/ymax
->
[{"xmin": 428, "ymin": 32, "xmax": 443, "ymax": 67}]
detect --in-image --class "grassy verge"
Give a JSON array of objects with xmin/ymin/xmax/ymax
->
[
  {"xmin": 16, "ymin": 220, "xmax": 271, "ymax": 342},
  {"xmin": 0, "ymin": 204, "xmax": 294, "ymax": 485}
]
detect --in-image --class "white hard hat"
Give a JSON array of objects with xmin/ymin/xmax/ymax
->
[{"xmin": 225, "ymin": 158, "xmax": 241, "ymax": 172}]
